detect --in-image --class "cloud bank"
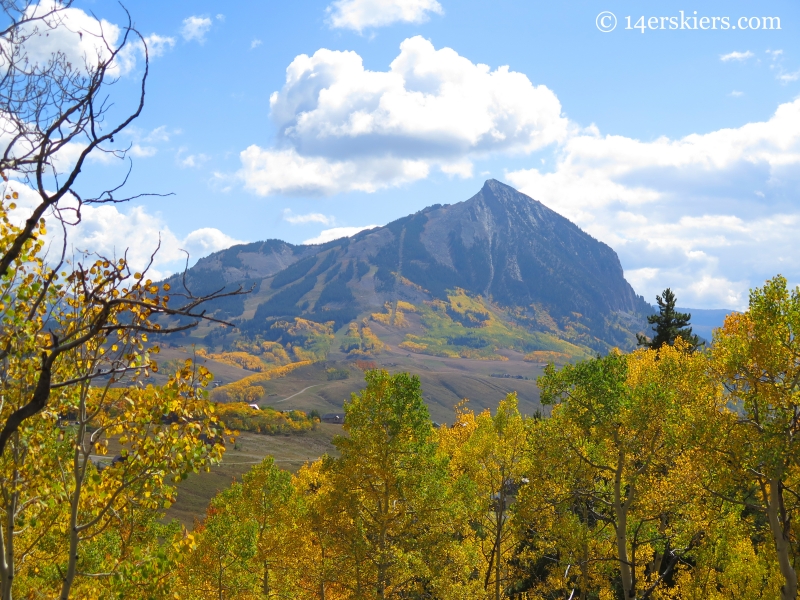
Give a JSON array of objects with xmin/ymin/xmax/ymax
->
[
  {"xmin": 506, "ymin": 99, "xmax": 800, "ymax": 309},
  {"xmin": 326, "ymin": 0, "xmax": 443, "ymax": 32},
  {"xmin": 9, "ymin": 184, "xmax": 241, "ymax": 280}
]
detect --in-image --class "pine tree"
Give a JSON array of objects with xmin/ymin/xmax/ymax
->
[{"xmin": 637, "ymin": 288, "xmax": 703, "ymax": 351}]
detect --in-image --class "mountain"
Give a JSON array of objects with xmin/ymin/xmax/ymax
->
[
  {"xmin": 161, "ymin": 180, "xmax": 651, "ymax": 359},
  {"xmin": 675, "ymin": 307, "xmax": 736, "ymax": 343}
]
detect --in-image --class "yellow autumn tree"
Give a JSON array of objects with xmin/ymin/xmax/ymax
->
[
  {"xmin": 533, "ymin": 341, "xmax": 713, "ymax": 599},
  {"xmin": 708, "ymin": 275, "xmax": 800, "ymax": 600},
  {"xmin": 441, "ymin": 394, "xmax": 530, "ymax": 599},
  {"xmin": 322, "ymin": 370, "xmax": 480, "ymax": 599}
]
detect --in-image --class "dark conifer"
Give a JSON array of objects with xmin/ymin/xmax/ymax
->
[{"xmin": 637, "ymin": 288, "xmax": 703, "ymax": 351}]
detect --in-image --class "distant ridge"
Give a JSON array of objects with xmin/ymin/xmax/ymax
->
[{"xmin": 675, "ymin": 307, "xmax": 736, "ymax": 342}]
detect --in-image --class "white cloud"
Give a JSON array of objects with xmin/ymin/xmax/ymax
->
[
  {"xmin": 303, "ymin": 225, "xmax": 379, "ymax": 245},
  {"xmin": 729, "ymin": 90, "xmax": 744, "ymax": 97},
  {"xmin": 506, "ymin": 99, "xmax": 800, "ymax": 309},
  {"xmin": 6, "ymin": 182, "xmax": 241, "ymax": 279},
  {"xmin": 720, "ymin": 50, "xmax": 754, "ymax": 62},
  {"xmin": 140, "ymin": 125, "xmax": 176, "ymax": 143},
  {"xmin": 251, "ymin": 39, "xmax": 263, "ymax": 49},
  {"xmin": 778, "ymin": 69, "xmax": 800, "ymax": 83},
  {"xmin": 327, "ymin": 0, "xmax": 443, "ymax": 32},
  {"xmin": 282, "ymin": 209, "xmax": 334, "ymax": 225},
  {"xmin": 177, "ymin": 150, "xmax": 210, "ymax": 168},
  {"xmin": 14, "ymin": 2, "xmax": 172, "ymax": 77},
  {"xmin": 71, "ymin": 205, "xmax": 242, "ymax": 278},
  {"xmin": 67, "ymin": 205, "xmax": 240, "ymax": 279},
  {"xmin": 110, "ymin": 126, "xmax": 177, "ymax": 160},
  {"xmin": 241, "ymin": 36, "xmax": 567, "ymax": 195},
  {"xmin": 215, "ymin": 14, "xmax": 225, "ymax": 22},
  {"xmin": 182, "ymin": 227, "xmax": 239, "ymax": 258},
  {"xmin": 767, "ymin": 49, "xmax": 784, "ymax": 60},
  {"xmin": 240, "ymin": 146, "xmax": 430, "ymax": 195},
  {"xmin": 142, "ymin": 33, "xmax": 176, "ymax": 58},
  {"xmin": 129, "ymin": 144, "xmax": 157, "ymax": 158},
  {"xmin": 181, "ymin": 16, "xmax": 213, "ymax": 43}
]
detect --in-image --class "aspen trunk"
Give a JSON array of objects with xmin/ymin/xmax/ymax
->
[
  {"xmin": 613, "ymin": 449, "xmax": 634, "ymax": 599},
  {"xmin": 0, "ymin": 493, "xmax": 11, "ymax": 600},
  {"xmin": 60, "ymin": 422, "xmax": 86, "ymax": 600},
  {"xmin": 377, "ymin": 486, "xmax": 389, "ymax": 600},
  {"xmin": 0, "ymin": 522, "xmax": 9, "ymax": 600},
  {"xmin": 319, "ymin": 543, "xmax": 326, "ymax": 600},
  {"xmin": 495, "ymin": 494, "xmax": 504, "ymax": 600},
  {"xmin": 262, "ymin": 561, "xmax": 270, "ymax": 597},
  {"xmin": 0, "ymin": 444, "xmax": 21, "ymax": 600},
  {"xmin": 767, "ymin": 480, "xmax": 798, "ymax": 600},
  {"xmin": 580, "ymin": 502, "xmax": 589, "ymax": 600}
]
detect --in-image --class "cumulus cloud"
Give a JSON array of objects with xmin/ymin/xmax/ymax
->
[
  {"xmin": 14, "ymin": 2, "xmax": 173, "ymax": 77},
  {"xmin": 303, "ymin": 225, "xmax": 379, "ymax": 245},
  {"xmin": 181, "ymin": 16, "xmax": 213, "ymax": 43},
  {"xmin": 7, "ymin": 183, "xmax": 241, "ymax": 279},
  {"xmin": 720, "ymin": 50, "xmax": 754, "ymax": 62},
  {"xmin": 282, "ymin": 209, "xmax": 334, "ymax": 225},
  {"xmin": 68, "ymin": 205, "xmax": 242, "ymax": 278},
  {"xmin": 240, "ymin": 146, "xmax": 431, "ymax": 195},
  {"xmin": 506, "ymin": 99, "xmax": 800, "ymax": 309},
  {"xmin": 240, "ymin": 36, "xmax": 567, "ymax": 195},
  {"xmin": 327, "ymin": 0, "xmax": 443, "ymax": 32},
  {"xmin": 251, "ymin": 39, "xmax": 263, "ymax": 49}
]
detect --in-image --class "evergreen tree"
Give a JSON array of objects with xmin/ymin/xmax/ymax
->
[{"xmin": 637, "ymin": 288, "xmax": 703, "ymax": 351}]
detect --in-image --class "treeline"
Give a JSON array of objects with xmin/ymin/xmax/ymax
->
[
  {"xmin": 174, "ymin": 276, "xmax": 800, "ymax": 600},
  {"xmin": 215, "ymin": 403, "xmax": 318, "ymax": 435},
  {"xmin": 3, "ymin": 276, "xmax": 798, "ymax": 599}
]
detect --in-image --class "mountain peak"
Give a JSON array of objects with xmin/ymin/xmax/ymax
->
[
  {"xmin": 481, "ymin": 177, "xmax": 515, "ymax": 192},
  {"xmin": 164, "ymin": 181, "xmax": 650, "ymax": 354}
]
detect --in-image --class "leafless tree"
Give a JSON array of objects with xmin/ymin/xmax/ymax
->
[{"xmin": 0, "ymin": 1, "xmax": 243, "ymax": 458}]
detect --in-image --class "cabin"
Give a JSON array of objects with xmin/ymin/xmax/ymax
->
[{"xmin": 321, "ymin": 413, "xmax": 345, "ymax": 424}]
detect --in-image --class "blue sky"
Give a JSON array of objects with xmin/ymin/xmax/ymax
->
[{"xmin": 29, "ymin": 0, "xmax": 800, "ymax": 309}]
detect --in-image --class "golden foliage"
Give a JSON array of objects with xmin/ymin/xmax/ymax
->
[
  {"xmin": 340, "ymin": 321, "xmax": 387, "ymax": 356},
  {"xmin": 371, "ymin": 301, "xmax": 413, "ymax": 328},
  {"xmin": 209, "ymin": 361, "xmax": 313, "ymax": 403},
  {"xmin": 215, "ymin": 403, "xmax": 318, "ymax": 435},
  {"xmin": 201, "ymin": 351, "xmax": 270, "ymax": 372},
  {"xmin": 523, "ymin": 350, "xmax": 572, "ymax": 364}
]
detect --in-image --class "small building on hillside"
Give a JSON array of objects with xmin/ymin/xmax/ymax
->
[{"xmin": 321, "ymin": 413, "xmax": 345, "ymax": 424}]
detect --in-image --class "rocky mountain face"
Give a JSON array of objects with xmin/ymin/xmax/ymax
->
[
  {"xmin": 164, "ymin": 180, "xmax": 651, "ymax": 353},
  {"xmin": 370, "ymin": 179, "xmax": 647, "ymax": 318}
]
